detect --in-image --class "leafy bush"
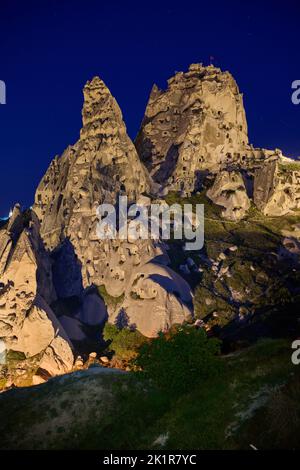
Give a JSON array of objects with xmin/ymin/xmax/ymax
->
[
  {"xmin": 103, "ymin": 323, "xmax": 147, "ymax": 362},
  {"xmin": 134, "ymin": 325, "xmax": 222, "ymax": 395}
]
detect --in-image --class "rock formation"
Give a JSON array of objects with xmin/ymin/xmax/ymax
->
[
  {"xmin": 207, "ymin": 170, "xmax": 250, "ymax": 221},
  {"xmin": 33, "ymin": 76, "xmax": 192, "ymax": 337},
  {"xmin": 136, "ymin": 63, "xmax": 250, "ymax": 193},
  {"xmin": 108, "ymin": 262, "xmax": 192, "ymax": 337},
  {"xmin": 1, "ymin": 64, "xmax": 299, "ymax": 389},
  {"xmin": 34, "ymin": 76, "xmax": 150, "ymax": 248},
  {"xmin": 254, "ymin": 159, "xmax": 300, "ymax": 216},
  {"xmin": 0, "ymin": 206, "xmax": 73, "ymax": 386},
  {"xmin": 34, "ymin": 77, "xmax": 157, "ymax": 292},
  {"xmin": 136, "ymin": 63, "xmax": 299, "ymax": 220}
]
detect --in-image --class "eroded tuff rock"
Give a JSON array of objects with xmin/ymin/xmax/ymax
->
[
  {"xmin": 108, "ymin": 262, "xmax": 193, "ymax": 337},
  {"xmin": 254, "ymin": 159, "xmax": 300, "ymax": 216},
  {"xmin": 207, "ymin": 170, "xmax": 250, "ymax": 221},
  {"xmin": 34, "ymin": 77, "xmax": 155, "ymax": 292},
  {"xmin": 1, "ymin": 63, "xmax": 299, "ymax": 389},
  {"xmin": 34, "ymin": 76, "xmax": 150, "ymax": 248},
  {"xmin": 136, "ymin": 63, "xmax": 268, "ymax": 194},
  {"xmin": 0, "ymin": 207, "xmax": 73, "ymax": 386},
  {"xmin": 136, "ymin": 63, "xmax": 299, "ymax": 221},
  {"xmin": 33, "ymin": 77, "xmax": 192, "ymax": 336}
]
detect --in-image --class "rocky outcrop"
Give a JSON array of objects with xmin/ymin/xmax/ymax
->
[
  {"xmin": 0, "ymin": 207, "xmax": 73, "ymax": 386},
  {"xmin": 254, "ymin": 159, "xmax": 300, "ymax": 216},
  {"xmin": 33, "ymin": 77, "xmax": 193, "ymax": 337},
  {"xmin": 34, "ymin": 77, "xmax": 150, "ymax": 247},
  {"xmin": 2, "ymin": 64, "xmax": 299, "ymax": 389},
  {"xmin": 33, "ymin": 77, "xmax": 156, "ymax": 293},
  {"xmin": 136, "ymin": 63, "xmax": 299, "ymax": 222},
  {"xmin": 108, "ymin": 262, "xmax": 193, "ymax": 337},
  {"xmin": 136, "ymin": 63, "xmax": 258, "ymax": 195},
  {"xmin": 207, "ymin": 170, "xmax": 250, "ymax": 221}
]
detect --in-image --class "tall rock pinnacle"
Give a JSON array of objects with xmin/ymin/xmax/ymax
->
[
  {"xmin": 34, "ymin": 76, "xmax": 150, "ymax": 251},
  {"xmin": 32, "ymin": 77, "xmax": 192, "ymax": 336}
]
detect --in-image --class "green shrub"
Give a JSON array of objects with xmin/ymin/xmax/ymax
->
[
  {"xmin": 134, "ymin": 325, "xmax": 222, "ymax": 395},
  {"xmin": 103, "ymin": 323, "xmax": 147, "ymax": 362}
]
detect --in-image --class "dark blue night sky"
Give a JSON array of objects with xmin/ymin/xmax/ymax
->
[{"xmin": 0, "ymin": 0, "xmax": 299, "ymax": 216}]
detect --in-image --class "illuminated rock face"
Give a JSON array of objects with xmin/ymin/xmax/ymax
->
[
  {"xmin": 136, "ymin": 63, "xmax": 300, "ymax": 218},
  {"xmin": 31, "ymin": 66, "xmax": 299, "ymax": 341},
  {"xmin": 34, "ymin": 76, "xmax": 150, "ymax": 249},
  {"xmin": 33, "ymin": 77, "xmax": 192, "ymax": 337},
  {"xmin": 108, "ymin": 262, "xmax": 193, "ymax": 338},
  {"xmin": 254, "ymin": 160, "xmax": 300, "ymax": 216},
  {"xmin": 34, "ymin": 77, "xmax": 155, "ymax": 292},
  {"xmin": 135, "ymin": 63, "xmax": 249, "ymax": 194},
  {"xmin": 0, "ymin": 207, "xmax": 73, "ymax": 385},
  {"xmin": 1, "ymin": 64, "xmax": 300, "ymax": 390}
]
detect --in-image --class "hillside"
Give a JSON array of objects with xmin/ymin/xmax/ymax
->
[{"xmin": 0, "ymin": 338, "xmax": 298, "ymax": 450}]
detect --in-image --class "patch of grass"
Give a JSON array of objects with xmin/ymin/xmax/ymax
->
[
  {"xmin": 0, "ymin": 378, "xmax": 7, "ymax": 389},
  {"xmin": 97, "ymin": 285, "xmax": 125, "ymax": 307},
  {"xmin": 165, "ymin": 190, "xmax": 222, "ymax": 219},
  {"xmin": 245, "ymin": 371, "xmax": 300, "ymax": 449},
  {"xmin": 103, "ymin": 323, "xmax": 147, "ymax": 362},
  {"xmin": 279, "ymin": 162, "xmax": 300, "ymax": 172},
  {"xmin": 6, "ymin": 350, "xmax": 26, "ymax": 362},
  {"xmin": 144, "ymin": 338, "xmax": 293, "ymax": 450},
  {"xmin": 0, "ymin": 338, "xmax": 294, "ymax": 450}
]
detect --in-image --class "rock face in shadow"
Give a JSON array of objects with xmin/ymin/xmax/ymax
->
[
  {"xmin": 51, "ymin": 239, "xmax": 84, "ymax": 298},
  {"xmin": 0, "ymin": 207, "xmax": 74, "ymax": 386}
]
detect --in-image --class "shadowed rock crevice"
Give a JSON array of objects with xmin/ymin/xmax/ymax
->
[{"xmin": 51, "ymin": 239, "xmax": 84, "ymax": 299}]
